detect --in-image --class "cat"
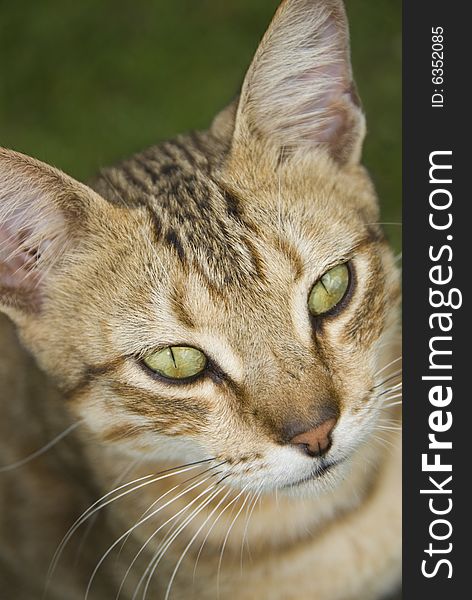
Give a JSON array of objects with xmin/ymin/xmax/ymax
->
[{"xmin": 0, "ymin": 0, "xmax": 401, "ymax": 598}]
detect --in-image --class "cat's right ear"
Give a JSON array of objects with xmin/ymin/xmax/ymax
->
[{"xmin": 0, "ymin": 147, "xmax": 105, "ymax": 317}]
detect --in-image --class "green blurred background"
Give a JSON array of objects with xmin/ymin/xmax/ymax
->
[{"xmin": 0, "ymin": 0, "xmax": 401, "ymax": 250}]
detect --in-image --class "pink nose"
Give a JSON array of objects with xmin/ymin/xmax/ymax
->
[{"xmin": 290, "ymin": 417, "xmax": 337, "ymax": 457}]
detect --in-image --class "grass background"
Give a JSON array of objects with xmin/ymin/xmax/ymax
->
[{"xmin": 0, "ymin": 0, "xmax": 401, "ymax": 250}]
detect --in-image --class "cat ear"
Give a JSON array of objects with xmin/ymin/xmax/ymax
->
[
  {"xmin": 0, "ymin": 147, "xmax": 101, "ymax": 314},
  {"xmin": 232, "ymin": 0, "xmax": 365, "ymax": 164},
  {"xmin": 210, "ymin": 97, "xmax": 239, "ymax": 144}
]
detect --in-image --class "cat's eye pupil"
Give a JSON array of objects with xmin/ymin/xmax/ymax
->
[
  {"xmin": 143, "ymin": 346, "xmax": 207, "ymax": 381},
  {"xmin": 308, "ymin": 263, "xmax": 350, "ymax": 316}
]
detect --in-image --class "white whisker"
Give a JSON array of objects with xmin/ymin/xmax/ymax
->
[
  {"xmin": 378, "ymin": 382, "xmax": 402, "ymax": 397},
  {"xmin": 373, "ymin": 370, "xmax": 402, "ymax": 390},
  {"xmin": 381, "ymin": 400, "xmax": 403, "ymax": 409},
  {"xmin": 85, "ymin": 473, "xmax": 220, "ymax": 600},
  {"xmin": 377, "ymin": 424, "xmax": 401, "ymax": 432},
  {"xmin": 240, "ymin": 486, "xmax": 263, "ymax": 573},
  {"xmin": 216, "ymin": 486, "xmax": 251, "ymax": 598},
  {"xmin": 163, "ymin": 488, "xmax": 233, "ymax": 600},
  {"xmin": 78, "ymin": 456, "xmax": 145, "ymax": 567},
  {"xmin": 116, "ymin": 465, "xmax": 223, "ymax": 599},
  {"xmin": 371, "ymin": 434, "xmax": 397, "ymax": 453},
  {"xmin": 116, "ymin": 462, "xmax": 222, "ymax": 565},
  {"xmin": 47, "ymin": 459, "xmax": 213, "ymax": 592},
  {"xmin": 0, "ymin": 420, "xmax": 83, "ymax": 473},
  {"xmin": 380, "ymin": 392, "xmax": 403, "ymax": 403},
  {"xmin": 138, "ymin": 482, "xmax": 226, "ymax": 600},
  {"xmin": 374, "ymin": 355, "xmax": 402, "ymax": 378}
]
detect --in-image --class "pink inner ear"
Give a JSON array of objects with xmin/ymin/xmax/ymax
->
[
  {"xmin": 0, "ymin": 147, "xmax": 85, "ymax": 310},
  {"xmin": 289, "ymin": 64, "xmax": 347, "ymax": 143},
  {"xmin": 236, "ymin": 2, "xmax": 364, "ymax": 162},
  {"xmin": 0, "ymin": 219, "xmax": 42, "ymax": 293},
  {"xmin": 288, "ymin": 17, "xmax": 351, "ymax": 144}
]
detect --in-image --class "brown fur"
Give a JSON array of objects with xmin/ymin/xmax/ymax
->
[{"xmin": 0, "ymin": 1, "xmax": 401, "ymax": 598}]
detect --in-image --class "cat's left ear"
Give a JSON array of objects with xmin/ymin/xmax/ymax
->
[
  {"xmin": 229, "ymin": 0, "xmax": 365, "ymax": 165},
  {"xmin": 0, "ymin": 147, "xmax": 106, "ymax": 316}
]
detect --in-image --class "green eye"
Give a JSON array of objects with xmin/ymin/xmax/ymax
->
[
  {"xmin": 308, "ymin": 263, "xmax": 350, "ymax": 316},
  {"xmin": 143, "ymin": 346, "xmax": 207, "ymax": 380}
]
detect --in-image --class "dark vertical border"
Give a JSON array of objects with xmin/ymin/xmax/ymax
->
[{"xmin": 403, "ymin": 2, "xmax": 468, "ymax": 597}]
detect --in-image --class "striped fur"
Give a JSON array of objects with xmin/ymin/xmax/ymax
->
[{"xmin": 0, "ymin": 1, "xmax": 401, "ymax": 598}]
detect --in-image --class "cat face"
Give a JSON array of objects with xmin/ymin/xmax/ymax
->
[{"xmin": 0, "ymin": 0, "xmax": 400, "ymax": 494}]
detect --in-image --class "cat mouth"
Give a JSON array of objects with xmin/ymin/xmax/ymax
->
[{"xmin": 282, "ymin": 459, "xmax": 340, "ymax": 489}]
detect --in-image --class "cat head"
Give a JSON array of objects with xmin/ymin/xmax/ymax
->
[{"xmin": 0, "ymin": 0, "xmax": 400, "ymax": 493}]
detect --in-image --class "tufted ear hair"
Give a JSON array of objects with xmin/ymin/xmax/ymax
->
[
  {"xmin": 0, "ymin": 147, "xmax": 104, "ymax": 315},
  {"xmin": 231, "ymin": 0, "xmax": 365, "ymax": 164}
]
